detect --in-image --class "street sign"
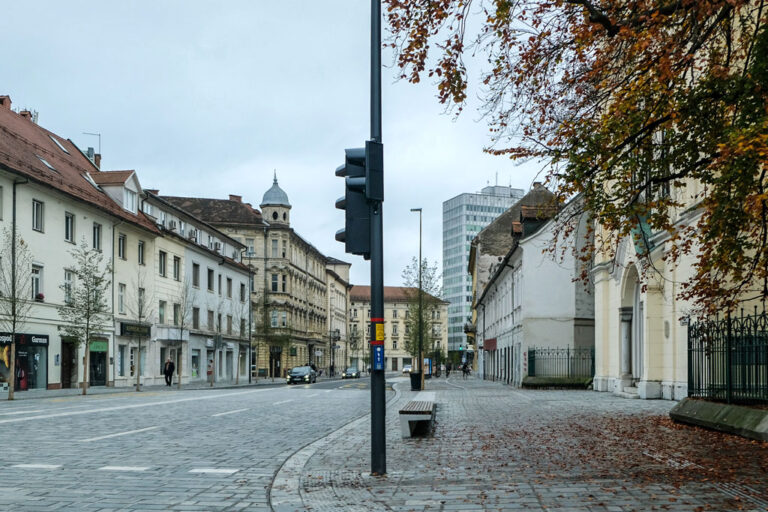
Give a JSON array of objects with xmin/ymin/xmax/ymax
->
[{"xmin": 373, "ymin": 345, "xmax": 384, "ymax": 371}]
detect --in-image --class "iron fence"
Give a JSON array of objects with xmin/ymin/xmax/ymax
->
[
  {"xmin": 688, "ymin": 308, "xmax": 768, "ymax": 405},
  {"xmin": 528, "ymin": 347, "xmax": 594, "ymax": 378}
]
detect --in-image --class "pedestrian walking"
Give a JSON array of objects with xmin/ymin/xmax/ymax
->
[
  {"xmin": 462, "ymin": 363, "xmax": 470, "ymax": 379},
  {"xmin": 164, "ymin": 357, "xmax": 175, "ymax": 386}
]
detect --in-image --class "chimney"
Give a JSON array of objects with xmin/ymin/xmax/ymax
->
[
  {"xmin": 0, "ymin": 96, "xmax": 10, "ymax": 110},
  {"xmin": 20, "ymin": 110, "xmax": 32, "ymax": 120},
  {"xmin": 94, "ymin": 154, "xmax": 101, "ymax": 169},
  {"xmin": 145, "ymin": 189, "xmax": 159, "ymax": 195},
  {"xmin": 229, "ymin": 194, "xmax": 242, "ymax": 203}
]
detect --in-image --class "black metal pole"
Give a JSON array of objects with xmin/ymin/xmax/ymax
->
[{"xmin": 369, "ymin": 0, "xmax": 386, "ymax": 476}]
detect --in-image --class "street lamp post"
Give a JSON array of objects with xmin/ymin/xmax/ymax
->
[{"xmin": 410, "ymin": 207, "xmax": 423, "ymax": 391}]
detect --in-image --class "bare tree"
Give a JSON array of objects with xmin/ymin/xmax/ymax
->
[
  {"xmin": 126, "ymin": 268, "xmax": 154, "ymax": 392},
  {"xmin": 0, "ymin": 228, "xmax": 34, "ymax": 400},
  {"xmin": 56, "ymin": 240, "xmax": 112, "ymax": 396},
  {"xmin": 172, "ymin": 278, "xmax": 194, "ymax": 390}
]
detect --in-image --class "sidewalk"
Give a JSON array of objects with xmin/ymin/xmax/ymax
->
[
  {"xmin": 3, "ymin": 371, "xmax": 363, "ymax": 401},
  {"xmin": 276, "ymin": 376, "xmax": 768, "ymax": 512}
]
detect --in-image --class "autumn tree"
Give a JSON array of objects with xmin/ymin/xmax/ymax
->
[
  {"xmin": 401, "ymin": 257, "xmax": 443, "ymax": 363},
  {"xmin": 57, "ymin": 240, "xmax": 112, "ymax": 396},
  {"xmin": 385, "ymin": 0, "xmax": 768, "ymax": 314},
  {"xmin": 0, "ymin": 228, "xmax": 34, "ymax": 400}
]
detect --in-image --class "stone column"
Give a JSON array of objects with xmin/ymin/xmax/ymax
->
[{"xmin": 618, "ymin": 307, "xmax": 633, "ymax": 391}]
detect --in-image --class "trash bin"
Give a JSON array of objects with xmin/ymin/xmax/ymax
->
[{"xmin": 410, "ymin": 371, "xmax": 421, "ymax": 391}]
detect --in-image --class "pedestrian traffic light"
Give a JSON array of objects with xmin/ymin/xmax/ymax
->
[{"xmin": 335, "ymin": 147, "xmax": 371, "ymax": 258}]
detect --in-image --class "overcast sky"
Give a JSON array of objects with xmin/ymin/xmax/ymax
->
[{"xmin": 0, "ymin": 1, "xmax": 540, "ymax": 288}]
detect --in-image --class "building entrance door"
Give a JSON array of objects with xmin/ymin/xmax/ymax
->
[
  {"xmin": 269, "ymin": 346, "xmax": 282, "ymax": 378},
  {"xmin": 90, "ymin": 351, "xmax": 107, "ymax": 386},
  {"xmin": 61, "ymin": 341, "xmax": 74, "ymax": 388}
]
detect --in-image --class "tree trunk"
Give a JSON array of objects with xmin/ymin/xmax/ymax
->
[
  {"xmin": 8, "ymin": 340, "xmax": 16, "ymax": 400},
  {"xmin": 82, "ymin": 341, "xmax": 90, "ymax": 396},
  {"xmin": 136, "ymin": 337, "xmax": 142, "ymax": 392},
  {"xmin": 177, "ymin": 345, "xmax": 182, "ymax": 390}
]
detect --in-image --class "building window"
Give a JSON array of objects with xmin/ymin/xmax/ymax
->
[
  {"xmin": 192, "ymin": 263, "xmax": 200, "ymax": 287},
  {"xmin": 173, "ymin": 303, "xmax": 180, "ymax": 326},
  {"xmin": 207, "ymin": 268, "xmax": 214, "ymax": 291},
  {"xmin": 208, "ymin": 234, "xmax": 214, "ymax": 250},
  {"xmin": 92, "ymin": 223, "xmax": 102, "ymax": 250},
  {"xmin": 282, "ymin": 240, "xmax": 286, "ymax": 258},
  {"xmin": 117, "ymin": 233, "xmax": 126, "ymax": 259},
  {"xmin": 159, "ymin": 300, "xmax": 166, "ymax": 324},
  {"xmin": 226, "ymin": 278, "xmax": 232, "ymax": 298},
  {"xmin": 271, "ymin": 273, "xmax": 278, "ymax": 292},
  {"xmin": 246, "ymin": 238, "xmax": 255, "ymax": 255},
  {"xmin": 118, "ymin": 283, "xmax": 126, "ymax": 313},
  {"xmin": 138, "ymin": 287, "xmax": 146, "ymax": 312},
  {"xmin": 353, "ymin": 308, "xmax": 358, "ymax": 318},
  {"xmin": 64, "ymin": 270, "xmax": 74, "ymax": 304},
  {"xmin": 240, "ymin": 318, "xmax": 246, "ymax": 337},
  {"xmin": 32, "ymin": 200, "xmax": 44, "ymax": 232},
  {"xmin": 217, "ymin": 274, "xmax": 222, "ymax": 295},
  {"xmin": 123, "ymin": 189, "xmax": 137, "ymax": 213},
  {"xmin": 192, "ymin": 307, "xmax": 200, "ymax": 329},
  {"xmin": 207, "ymin": 310, "xmax": 214, "ymax": 330},
  {"xmin": 118, "ymin": 345, "xmax": 126, "ymax": 376},
  {"xmin": 271, "ymin": 310, "xmax": 278, "ymax": 328},
  {"xmin": 281, "ymin": 275, "xmax": 287, "ymax": 292},
  {"xmin": 392, "ymin": 324, "xmax": 398, "ymax": 335},
  {"xmin": 158, "ymin": 251, "xmax": 167, "ymax": 277},
  {"xmin": 281, "ymin": 311, "xmax": 287, "ymax": 327},
  {"xmin": 138, "ymin": 240, "xmax": 145, "ymax": 264},
  {"xmin": 393, "ymin": 340, "xmax": 398, "ymax": 350},
  {"xmin": 217, "ymin": 313, "xmax": 222, "ymax": 332},
  {"xmin": 227, "ymin": 315, "xmax": 232, "ymax": 335},
  {"xmin": 240, "ymin": 283, "xmax": 246, "ymax": 302},
  {"xmin": 65, "ymin": 213, "xmax": 75, "ymax": 243},
  {"xmin": 271, "ymin": 239, "xmax": 278, "ymax": 258},
  {"xmin": 31, "ymin": 265, "xmax": 42, "ymax": 299}
]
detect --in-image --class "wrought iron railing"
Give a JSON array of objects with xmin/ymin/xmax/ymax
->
[
  {"xmin": 528, "ymin": 347, "xmax": 594, "ymax": 378},
  {"xmin": 688, "ymin": 308, "xmax": 768, "ymax": 405}
]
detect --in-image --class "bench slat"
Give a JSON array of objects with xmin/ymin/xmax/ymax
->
[{"xmin": 399, "ymin": 400, "xmax": 435, "ymax": 414}]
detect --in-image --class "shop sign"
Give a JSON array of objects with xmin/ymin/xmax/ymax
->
[
  {"xmin": 0, "ymin": 333, "xmax": 49, "ymax": 346},
  {"xmin": 484, "ymin": 338, "xmax": 497, "ymax": 351},
  {"xmin": 90, "ymin": 341, "xmax": 108, "ymax": 352},
  {"xmin": 206, "ymin": 338, "xmax": 214, "ymax": 348},
  {"xmin": 120, "ymin": 322, "xmax": 151, "ymax": 337}
]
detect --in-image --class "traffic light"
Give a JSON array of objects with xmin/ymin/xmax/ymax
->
[
  {"xmin": 335, "ymin": 141, "xmax": 384, "ymax": 259},
  {"xmin": 335, "ymin": 147, "xmax": 371, "ymax": 258}
]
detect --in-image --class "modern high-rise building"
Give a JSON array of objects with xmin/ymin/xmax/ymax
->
[{"xmin": 442, "ymin": 185, "xmax": 524, "ymax": 353}]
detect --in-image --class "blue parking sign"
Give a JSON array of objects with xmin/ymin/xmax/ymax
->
[{"xmin": 373, "ymin": 345, "xmax": 385, "ymax": 370}]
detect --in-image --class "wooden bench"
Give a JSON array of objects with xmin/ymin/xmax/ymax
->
[{"xmin": 399, "ymin": 392, "xmax": 436, "ymax": 437}]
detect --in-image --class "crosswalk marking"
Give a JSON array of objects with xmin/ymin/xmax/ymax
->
[
  {"xmin": 99, "ymin": 466, "xmax": 149, "ymax": 472},
  {"xmin": 12, "ymin": 464, "xmax": 61, "ymax": 470},
  {"xmin": 80, "ymin": 426, "xmax": 159, "ymax": 442},
  {"xmin": 212, "ymin": 408, "xmax": 248, "ymax": 417},
  {"xmin": 189, "ymin": 468, "xmax": 239, "ymax": 475}
]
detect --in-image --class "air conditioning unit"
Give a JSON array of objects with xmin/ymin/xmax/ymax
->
[
  {"xmin": 214, "ymin": 242, "xmax": 221, "ymax": 252},
  {"xmin": 168, "ymin": 220, "xmax": 177, "ymax": 231},
  {"xmin": 188, "ymin": 229, "xmax": 197, "ymax": 241}
]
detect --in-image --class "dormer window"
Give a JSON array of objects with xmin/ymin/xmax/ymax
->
[{"xmin": 123, "ymin": 189, "xmax": 137, "ymax": 213}]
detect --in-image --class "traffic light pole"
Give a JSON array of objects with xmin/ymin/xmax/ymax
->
[{"xmin": 369, "ymin": 0, "xmax": 386, "ymax": 476}]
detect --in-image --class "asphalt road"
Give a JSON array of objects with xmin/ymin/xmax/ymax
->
[{"xmin": 0, "ymin": 376, "xmax": 387, "ymax": 511}]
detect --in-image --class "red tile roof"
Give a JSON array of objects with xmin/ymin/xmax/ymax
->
[
  {"xmin": 90, "ymin": 170, "xmax": 135, "ymax": 186},
  {"xmin": 0, "ymin": 101, "xmax": 158, "ymax": 234},
  {"xmin": 350, "ymin": 285, "xmax": 445, "ymax": 303}
]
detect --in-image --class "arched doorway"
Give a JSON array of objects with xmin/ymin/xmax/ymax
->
[{"xmin": 619, "ymin": 266, "xmax": 643, "ymax": 390}]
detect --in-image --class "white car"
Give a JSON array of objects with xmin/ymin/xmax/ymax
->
[{"xmin": 402, "ymin": 364, "xmax": 413, "ymax": 374}]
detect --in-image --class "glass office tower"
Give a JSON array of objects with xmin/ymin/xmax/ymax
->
[{"xmin": 442, "ymin": 185, "xmax": 524, "ymax": 353}]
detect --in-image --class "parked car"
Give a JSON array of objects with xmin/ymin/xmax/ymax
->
[
  {"xmin": 341, "ymin": 367, "xmax": 360, "ymax": 379},
  {"xmin": 402, "ymin": 364, "xmax": 413, "ymax": 374},
  {"xmin": 286, "ymin": 366, "xmax": 317, "ymax": 384}
]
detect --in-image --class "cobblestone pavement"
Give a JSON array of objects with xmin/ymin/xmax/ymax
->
[
  {"xmin": 0, "ymin": 379, "xmax": 388, "ymax": 511},
  {"xmin": 295, "ymin": 377, "xmax": 768, "ymax": 512}
]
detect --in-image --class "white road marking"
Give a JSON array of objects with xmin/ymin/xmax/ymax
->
[
  {"xmin": 80, "ymin": 426, "xmax": 159, "ymax": 442},
  {"xmin": 273, "ymin": 399, "xmax": 294, "ymax": 405},
  {"xmin": 189, "ymin": 468, "xmax": 239, "ymax": 475},
  {"xmin": 0, "ymin": 409, "xmax": 43, "ymax": 416},
  {"xmin": 0, "ymin": 388, "xmax": 267, "ymax": 424},
  {"xmin": 12, "ymin": 464, "xmax": 61, "ymax": 470},
  {"xmin": 306, "ymin": 394, "xmax": 318, "ymax": 398},
  {"xmin": 99, "ymin": 466, "xmax": 149, "ymax": 472},
  {"xmin": 212, "ymin": 408, "xmax": 249, "ymax": 417},
  {"xmin": 324, "ymin": 390, "xmax": 332, "ymax": 393}
]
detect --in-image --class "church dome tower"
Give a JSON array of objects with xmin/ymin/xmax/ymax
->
[{"xmin": 261, "ymin": 172, "xmax": 291, "ymax": 226}]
